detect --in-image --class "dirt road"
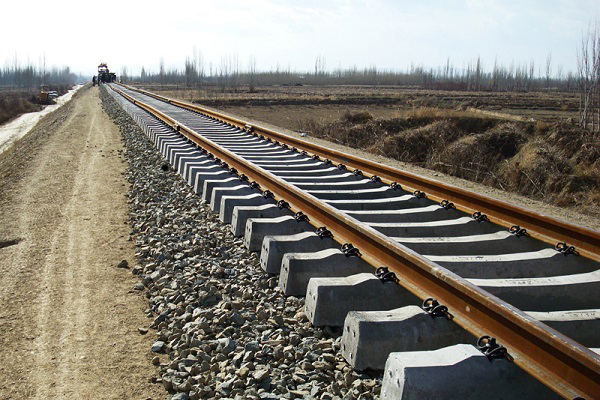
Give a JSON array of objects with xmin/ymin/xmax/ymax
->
[{"xmin": 0, "ymin": 86, "xmax": 162, "ymax": 399}]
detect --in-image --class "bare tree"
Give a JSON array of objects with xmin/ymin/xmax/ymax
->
[
  {"xmin": 577, "ymin": 24, "xmax": 600, "ymax": 136},
  {"xmin": 218, "ymin": 56, "xmax": 229, "ymax": 92},
  {"xmin": 475, "ymin": 56, "xmax": 482, "ymax": 91},
  {"xmin": 528, "ymin": 60, "xmax": 535, "ymax": 91},
  {"xmin": 159, "ymin": 57, "xmax": 165, "ymax": 86},
  {"xmin": 314, "ymin": 55, "xmax": 326, "ymax": 82},
  {"xmin": 545, "ymin": 53, "xmax": 552, "ymax": 90},
  {"xmin": 248, "ymin": 55, "xmax": 257, "ymax": 92},
  {"xmin": 120, "ymin": 66, "xmax": 129, "ymax": 83},
  {"xmin": 184, "ymin": 56, "xmax": 196, "ymax": 87},
  {"xmin": 230, "ymin": 54, "xmax": 240, "ymax": 92},
  {"xmin": 194, "ymin": 47, "xmax": 205, "ymax": 88},
  {"xmin": 556, "ymin": 64, "xmax": 563, "ymax": 84}
]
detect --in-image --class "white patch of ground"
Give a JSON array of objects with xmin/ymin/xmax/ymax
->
[{"xmin": 0, "ymin": 85, "xmax": 82, "ymax": 154}]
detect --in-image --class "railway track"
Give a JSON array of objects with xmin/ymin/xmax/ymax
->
[{"xmin": 106, "ymin": 83, "xmax": 600, "ymax": 399}]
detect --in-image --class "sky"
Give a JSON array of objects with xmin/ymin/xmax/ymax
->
[{"xmin": 1, "ymin": 0, "xmax": 598, "ymax": 78}]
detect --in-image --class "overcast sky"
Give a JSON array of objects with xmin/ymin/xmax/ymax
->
[{"xmin": 1, "ymin": 0, "xmax": 598, "ymax": 78}]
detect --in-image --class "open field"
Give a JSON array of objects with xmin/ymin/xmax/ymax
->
[
  {"xmin": 137, "ymin": 84, "xmax": 580, "ymax": 127},
  {"xmin": 136, "ymin": 84, "xmax": 599, "ymax": 219}
]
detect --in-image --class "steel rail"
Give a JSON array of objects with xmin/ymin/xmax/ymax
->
[
  {"xmin": 110, "ymin": 84, "xmax": 600, "ymax": 398},
  {"xmin": 120, "ymin": 84, "xmax": 600, "ymax": 262}
]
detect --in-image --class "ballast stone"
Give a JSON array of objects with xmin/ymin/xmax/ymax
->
[{"xmin": 380, "ymin": 344, "xmax": 560, "ymax": 399}]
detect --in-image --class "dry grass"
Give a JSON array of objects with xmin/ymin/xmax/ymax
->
[
  {"xmin": 0, "ymin": 93, "xmax": 41, "ymax": 124},
  {"xmin": 402, "ymin": 107, "xmax": 492, "ymax": 120},
  {"xmin": 0, "ymin": 85, "xmax": 72, "ymax": 125},
  {"xmin": 141, "ymin": 84, "xmax": 580, "ymax": 123},
  {"xmin": 305, "ymin": 111, "xmax": 599, "ymax": 215}
]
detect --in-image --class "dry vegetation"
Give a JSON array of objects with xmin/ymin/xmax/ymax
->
[
  {"xmin": 140, "ymin": 84, "xmax": 580, "ymax": 123},
  {"xmin": 154, "ymin": 84, "xmax": 599, "ymax": 217},
  {"xmin": 0, "ymin": 92, "xmax": 42, "ymax": 124},
  {"xmin": 0, "ymin": 85, "xmax": 72, "ymax": 125},
  {"xmin": 1, "ymin": 59, "xmax": 79, "ymax": 125},
  {"xmin": 303, "ymin": 109, "xmax": 599, "ymax": 214}
]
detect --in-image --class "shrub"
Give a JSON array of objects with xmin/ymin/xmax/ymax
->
[
  {"xmin": 342, "ymin": 110, "xmax": 373, "ymax": 124},
  {"xmin": 303, "ymin": 109, "xmax": 599, "ymax": 214},
  {"xmin": 0, "ymin": 93, "xmax": 41, "ymax": 124}
]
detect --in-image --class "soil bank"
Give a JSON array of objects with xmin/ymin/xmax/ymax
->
[{"xmin": 0, "ymin": 86, "xmax": 162, "ymax": 399}]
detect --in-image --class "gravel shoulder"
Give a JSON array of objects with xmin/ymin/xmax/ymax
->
[{"xmin": 0, "ymin": 86, "xmax": 163, "ymax": 399}]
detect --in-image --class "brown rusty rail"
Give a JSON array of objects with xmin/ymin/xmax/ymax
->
[
  {"xmin": 111, "ymin": 84, "xmax": 600, "ymax": 398},
  {"xmin": 120, "ymin": 84, "xmax": 600, "ymax": 262}
]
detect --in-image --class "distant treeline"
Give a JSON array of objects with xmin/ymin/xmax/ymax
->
[
  {"xmin": 121, "ymin": 55, "xmax": 576, "ymax": 92},
  {"xmin": 0, "ymin": 60, "xmax": 80, "ymax": 91}
]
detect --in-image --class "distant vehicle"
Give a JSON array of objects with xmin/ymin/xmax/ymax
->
[
  {"xmin": 97, "ymin": 63, "xmax": 117, "ymax": 84},
  {"xmin": 48, "ymin": 91, "xmax": 59, "ymax": 98},
  {"xmin": 38, "ymin": 85, "xmax": 51, "ymax": 103}
]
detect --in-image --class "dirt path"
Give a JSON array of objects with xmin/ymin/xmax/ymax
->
[{"xmin": 0, "ymin": 86, "xmax": 163, "ymax": 399}]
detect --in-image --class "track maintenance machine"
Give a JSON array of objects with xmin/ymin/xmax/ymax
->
[{"xmin": 97, "ymin": 63, "xmax": 117, "ymax": 84}]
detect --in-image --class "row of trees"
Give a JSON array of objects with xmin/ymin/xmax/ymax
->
[
  {"xmin": 123, "ymin": 52, "xmax": 578, "ymax": 93},
  {"xmin": 123, "ymin": 38, "xmax": 599, "ymax": 135},
  {"xmin": 0, "ymin": 57, "xmax": 80, "ymax": 91}
]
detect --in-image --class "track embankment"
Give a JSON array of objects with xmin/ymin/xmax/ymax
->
[{"xmin": 0, "ymin": 86, "xmax": 162, "ymax": 399}]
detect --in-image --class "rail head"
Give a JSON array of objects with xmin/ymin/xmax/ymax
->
[
  {"xmin": 119, "ymin": 83, "xmax": 600, "ymax": 262},
  {"xmin": 110, "ymin": 83, "xmax": 600, "ymax": 398}
]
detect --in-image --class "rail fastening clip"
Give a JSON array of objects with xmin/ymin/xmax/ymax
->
[
  {"xmin": 249, "ymin": 181, "xmax": 261, "ymax": 190},
  {"xmin": 422, "ymin": 297, "xmax": 449, "ymax": 318},
  {"xmin": 341, "ymin": 243, "xmax": 361, "ymax": 257},
  {"xmin": 472, "ymin": 211, "xmax": 489, "ymax": 222},
  {"xmin": 509, "ymin": 225, "xmax": 528, "ymax": 237},
  {"xmin": 277, "ymin": 200, "xmax": 290, "ymax": 209},
  {"xmin": 413, "ymin": 190, "xmax": 426, "ymax": 198},
  {"xmin": 477, "ymin": 335, "xmax": 510, "ymax": 361},
  {"xmin": 294, "ymin": 211, "xmax": 310, "ymax": 222},
  {"xmin": 555, "ymin": 242, "xmax": 577, "ymax": 255},
  {"xmin": 440, "ymin": 200, "xmax": 455, "ymax": 210},
  {"xmin": 316, "ymin": 226, "xmax": 333, "ymax": 239},
  {"xmin": 375, "ymin": 267, "xmax": 397, "ymax": 283}
]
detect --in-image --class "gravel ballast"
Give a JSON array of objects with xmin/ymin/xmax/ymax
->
[{"xmin": 100, "ymin": 86, "xmax": 382, "ymax": 400}]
